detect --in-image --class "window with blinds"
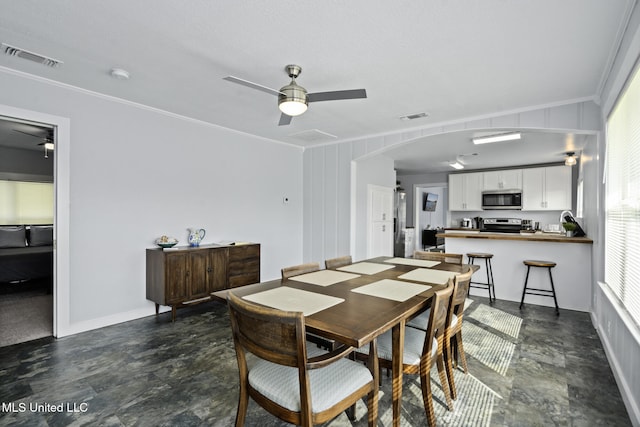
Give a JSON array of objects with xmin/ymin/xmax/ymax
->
[
  {"xmin": 605, "ymin": 62, "xmax": 640, "ymax": 327},
  {"xmin": 0, "ymin": 180, "xmax": 54, "ymax": 224}
]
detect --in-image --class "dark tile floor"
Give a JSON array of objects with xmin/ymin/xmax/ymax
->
[{"xmin": 0, "ymin": 296, "xmax": 632, "ymax": 426}]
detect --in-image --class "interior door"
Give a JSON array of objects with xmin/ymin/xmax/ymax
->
[{"xmin": 368, "ymin": 185, "xmax": 393, "ymax": 258}]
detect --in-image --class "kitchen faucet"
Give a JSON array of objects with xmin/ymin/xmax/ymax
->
[{"xmin": 559, "ymin": 210, "xmax": 573, "ymax": 226}]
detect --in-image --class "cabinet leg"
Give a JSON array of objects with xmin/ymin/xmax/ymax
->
[
  {"xmin": 155, "ymin": 303, "xmax": 159, "ymax": 315},
  {"xmin": 171, "ymin": 306, "xmax": 177, "ymax": 322}
]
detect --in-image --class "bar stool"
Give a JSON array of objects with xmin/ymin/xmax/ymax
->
[
  {"xmin": 520, "ymin": 260, "xmax": 559, "ymax": 315},
  {"xmin": 466, "ymin": 253, "xmax": 495, "ymax": 302}
]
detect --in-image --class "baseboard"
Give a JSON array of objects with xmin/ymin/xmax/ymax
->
[
  {"xmin": 56, "ymin": 304, "xmax": 162, "ymax": 337},
  {"xmin": 593, "ymin": 283, "xmax": 640, "ymax": 427}
]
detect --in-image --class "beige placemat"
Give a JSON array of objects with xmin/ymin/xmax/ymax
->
[
  {"xmin": 289, "ymin": 269, "xmax": 360, "ymax": 286},
  {"xmin": 398, "ymin": 268, "xmax": 456, "ymax": 285},
  {"xmin": 384, "ymin": 257, "xmax": 441, "ymax": 268},
  {"xmin": 243, "ymin": 287, "xmax": 345, "ymax": 316},
  {"xmin": 351, "ymin": 279, "xmax": 431, "ymax": 302},
  {"xmin": 337, "ymin": 262, "xmax": 395, "ymax": 275}
]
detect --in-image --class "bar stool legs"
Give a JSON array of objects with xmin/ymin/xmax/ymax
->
[
  {"xmin": 467, "ymin": 253, "xmax": 495, "ymax": 302},
  {"xmin": 519, "ymin": 260, "xmax": 559, "ymax": 315}
]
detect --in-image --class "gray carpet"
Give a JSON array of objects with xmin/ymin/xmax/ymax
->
[{"xmin": 0, "ymin": 291, "xmax": 52, "ymax": 347}]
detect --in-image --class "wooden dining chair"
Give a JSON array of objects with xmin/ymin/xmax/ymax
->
[
  {"xmin": 405, "ymin": 267, "xmax": 473, "ymax": 400},
  {"xmin": 281, "ymin": 262, "xmax": 321, "ymax": 279},
  {"xmin": 355, "ymin": 281, "xmax": 455, "ymax": 426},
  {"xmin": 281, "ymin": 262, "xmax": 337, "ymax": 351},
  {"xmin": 324, "ymin": 255, "xmax": 353, "ymax": 269},
  {"xmin": 414, "ymin": 250, "xmax": 463, "ymax": 265},
  {"xmin": 227, "ymin": 292, "xmax": 379, "ymax": 427},
  {"xmin": 443, "ymin": 267, "xmax": 473, "ymax": 399}
]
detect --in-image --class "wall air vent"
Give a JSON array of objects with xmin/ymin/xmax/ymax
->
[
  {"xmin": 399, "ymin": 112, "xmax": 429, "ymax": 121},
  {"xmin": 2, "ymin": 43, "xmax": 63, "ymax": 68}
]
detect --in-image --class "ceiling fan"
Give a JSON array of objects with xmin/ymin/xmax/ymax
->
[
  {"xmin": 13, "ymin": 129, "xmax": 55, "ymax": 157},
  {"xmin": 223, "ymin": 64, "xmax": 367, "ymax": 126}
]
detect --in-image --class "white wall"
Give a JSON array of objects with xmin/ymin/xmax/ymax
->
[
  {"xmin": 0, "ymin": 68, "xmax": 303, "ymax": 335},
  {"xmin": 591, "ymin": 1, "xmax": 640, "ymax": 423}
]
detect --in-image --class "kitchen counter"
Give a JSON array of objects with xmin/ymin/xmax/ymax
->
[
  {"xmin": 438, "ymin": 231, "xmax": 592, "ymax": 244},
  {"xmin": 441, "ymin": 231, "xmax": 592, "ymax": 312}
]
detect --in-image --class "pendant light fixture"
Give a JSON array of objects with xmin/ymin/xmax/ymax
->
[{"xmin": 565, "ymin": 152, "xmax": 577, "ymax": 166}]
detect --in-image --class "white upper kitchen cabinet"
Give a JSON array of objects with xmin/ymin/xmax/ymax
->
[
  {"xmin": 483, "ymin": 169, "xmax": 522, "ymax": 191},
  {"xmin": 449, "ymin": 172, "xmax": 483, "ymax": 211},
  {"xmin": 522, "ymin": 166, "xmax": 572, "ymax": 211}
]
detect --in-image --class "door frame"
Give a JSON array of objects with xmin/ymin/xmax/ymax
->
[{"xmin": 0, "ymin": 103, "xmax": 70, "ymax": 338}]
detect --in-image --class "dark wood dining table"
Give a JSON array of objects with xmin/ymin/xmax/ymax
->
[{"xmin": 213, "ymin": 256, "xmax": 476, "ymax": 427}]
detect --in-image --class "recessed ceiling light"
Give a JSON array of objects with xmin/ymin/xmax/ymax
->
[
  {"xmin": 472, "ymin": 132, "xmax": 521, "ymax": 145},
  {"xmin": 110, "ymin": 68, "xmax": 130, "ymax": 80}
]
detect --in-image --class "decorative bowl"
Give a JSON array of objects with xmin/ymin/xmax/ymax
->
[{"xmin": 156, "ymin": 236, "xmax": 178, "ymax": 248}]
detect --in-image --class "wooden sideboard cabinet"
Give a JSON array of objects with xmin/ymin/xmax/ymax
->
[{"xmin": 146, "ymin": 243, "xmax": 260, "ymax": 321}]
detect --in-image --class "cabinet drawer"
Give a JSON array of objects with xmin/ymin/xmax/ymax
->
[
  {"xmin": 228, "ymin": 244, "xmax": 260, "ymax": 261},
  {"xmin": 229, "ymin": 272, "xmax": 260, "ymax": 288},
  {"xmin": 228, "ymin": 258, "xmax": 260, "ymax": 276}
]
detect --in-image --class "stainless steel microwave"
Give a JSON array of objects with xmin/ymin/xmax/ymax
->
[{"xmin": 482, "ymin": 190, "xmax": 522, "ymax": 210}]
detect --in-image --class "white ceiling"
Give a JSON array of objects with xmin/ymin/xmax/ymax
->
[{"xmin": 0, "ymin": 1, "xmax": 633, "ymax": 173}]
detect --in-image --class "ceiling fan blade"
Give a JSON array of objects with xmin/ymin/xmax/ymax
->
[
  {"xmin": 14, "ymin": 129, "xmax": 46, "ymax": 139},
  {"xmin": 308, "ymin": 89, "xmax": 367, "ymax": 103},
  {"xmin": 278, "ymin": 113, "xmax": 292, "ymax": 126},
  {"xmin": 223, "ymin": 76, "xmax": 284, "ymax": 96}
]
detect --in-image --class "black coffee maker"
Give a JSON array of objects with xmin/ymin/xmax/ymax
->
[{"xmin": 473, "ymin": 216, "xmax": 484, "ymax": 230}]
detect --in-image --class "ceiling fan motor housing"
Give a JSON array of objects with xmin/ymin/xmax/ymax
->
[{"xmin": 278, "ymin": 81, "xmax": 308, "ymax": 116}]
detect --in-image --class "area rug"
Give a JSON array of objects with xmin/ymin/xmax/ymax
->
[{"xmin": 0, "ymin": 293, "xmax": 52, "ymax": 347}]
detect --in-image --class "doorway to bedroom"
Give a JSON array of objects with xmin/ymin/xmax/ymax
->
[{"xmin": 0, "ymin": 116, "xmax": 55, "ymax": 347}]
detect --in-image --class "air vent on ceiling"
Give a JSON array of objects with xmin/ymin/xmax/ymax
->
[
  {"xmin": 2, "ymin": 43, "xmax": 63, "ymax": 67},
  {"xmin": 399, "ymin": 112, "xmax": 429, "ymax": 121},
  {"xmin": 288, "ymin": 129, "xmax": 338, "ymax": 144}
]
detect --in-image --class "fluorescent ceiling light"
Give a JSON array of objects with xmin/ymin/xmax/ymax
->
[
  {"xmin": 449, "ymin": 162, "xmax": 464, "ymax": 170},
  {"xmin": 472, "ymin": 132, "xmax": 521, "ymax": 145}
]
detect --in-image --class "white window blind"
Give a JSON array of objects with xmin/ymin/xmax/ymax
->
[
  {"xmin": 605, "ymin": 63, "xmax": 640, "ymax": 327},
  {"xmin": 0, "ymin": 180, "xmax": 54, "ymax": 224}
]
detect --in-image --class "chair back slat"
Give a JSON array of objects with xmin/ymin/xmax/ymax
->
[
  {"xmin": 325, "ymin": 255, "xmax": 352, "ymax": 269},
  {"xmin": 227, "ymin": 292, "xmax": 306, "ymax": 367},
  {"xmin": 414, "ymin": 251, "xmax": 463, "ymax": 265},
  {"xmin": 451, "ymin": 266, "xmax": 473, "ymax": 316},
  {"xmin": 423, "ymin": 280, "xmax": 455, "ymax": 355},
  {"xmin": 281, "ymin": 262, "xmax": 321, "ymax": 279}
]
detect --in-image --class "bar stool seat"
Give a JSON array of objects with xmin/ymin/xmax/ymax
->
[
  {"xmin": 466, "ymin": 253, "xmax": 495, "ymax": 302},
  {"xmin": 520, "ymin": 260, "xmax": 559, "ymax": 315}
]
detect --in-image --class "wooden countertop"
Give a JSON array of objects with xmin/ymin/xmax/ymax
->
[{"xmin": 437, "ymin": 231, "xmax": 592, "ymax": 244}]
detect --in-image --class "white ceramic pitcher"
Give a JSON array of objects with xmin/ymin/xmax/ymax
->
[{"xmin": 187, "ymin": 228, "xmax": 206, "ymax": 247}]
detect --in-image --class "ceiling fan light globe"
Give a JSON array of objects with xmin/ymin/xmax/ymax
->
[{"xmin": 279, "ymin": 100, "xmax": 308, "ymax": 116}]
